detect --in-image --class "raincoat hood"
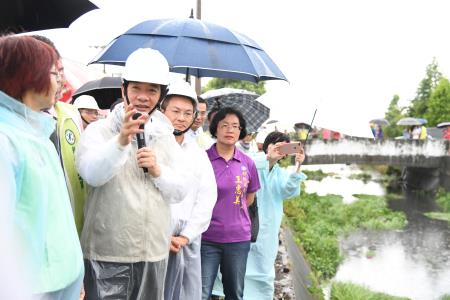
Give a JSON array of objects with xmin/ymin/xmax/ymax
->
[{"xmin": 0, "ymin": 91, "xmax": 55, "ymax": 138}]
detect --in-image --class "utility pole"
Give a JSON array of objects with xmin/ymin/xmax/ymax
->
[{"xmin": 195, "ymin": 0, "xmax": 202, "ymax": 96}]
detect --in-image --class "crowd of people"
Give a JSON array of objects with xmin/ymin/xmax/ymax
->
[{"xmin": 1, "ymin": 34, "xmax": 308, "ymax": 300}]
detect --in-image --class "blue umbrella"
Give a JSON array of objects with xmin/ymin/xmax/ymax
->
[
  {"xmin": 89, "ymin": 18, "xmax": 287, "ymax": 83},
  {"xmin": 396, "ymin": 117, "xmax": 427, "ymax": 126}
]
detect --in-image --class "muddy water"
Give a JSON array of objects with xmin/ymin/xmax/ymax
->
[{"xmin": 301, "ymin": 164, "xmax": 450, "ymax": 300}]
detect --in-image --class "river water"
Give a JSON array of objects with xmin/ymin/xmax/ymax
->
[{"xmin": 301, "ymin": 164, "xmax": 450, "ymax": 300}]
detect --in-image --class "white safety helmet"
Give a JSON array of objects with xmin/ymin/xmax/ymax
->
[
  {"xmin": 122, "ymin": 48, "xmax": 170, "ymax": 85},
  {"xmin": 165, "ymin": 80, "xmax": 198, "ymax": 109},
  {"xmin": 163, "ymin": 80, "xmax": 199, "ymax": 136},
  {"xmin": 73, "ymin": 95, "xmax": 100, "ymax": 110}
]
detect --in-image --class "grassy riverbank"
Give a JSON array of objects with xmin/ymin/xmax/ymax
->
[
  {"xmin": 424, "ymin": 188, "xmax": 450, "ymax": 222},
  {"xmin": 330, "ymin": 282, "xmax": 410, "ymax": 300},
  {"xmin": 284, "ymin": 192, "xmax": 407, "ymax": 281},
  {"xmin": 284, "ymin": 191, "xmax": 407, "ymax": 298}
]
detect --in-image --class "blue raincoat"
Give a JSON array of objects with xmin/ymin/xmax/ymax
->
[
  {"xmin": 245, "ymin": 152, "xmax": 306, "ymax": 299},
  {"xmin": 212, "ymin": 152, "xmax": 306, "ymax": 299},
  {"xmin": 0, "ymin": 91, "xmax": 83, "ymax": 296}
]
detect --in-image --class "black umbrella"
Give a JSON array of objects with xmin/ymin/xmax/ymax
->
[
  {"xmin": 0, "ymin": 0, "xmax": 97, "ymax": 33},
  {"xmin": 201, "ymin": 88, "xmax": 269, "ymax": 133},
  {"xmin": 72, "ymin": 76, "xmax": 122, "ymax": 110}
]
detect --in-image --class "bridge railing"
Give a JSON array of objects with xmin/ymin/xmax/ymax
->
[{"xmin": 302, "ymin": 138, "xmax": 449, "ymax": 168}]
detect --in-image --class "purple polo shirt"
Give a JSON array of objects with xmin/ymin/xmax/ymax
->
[{"xmin": 202, "ymin": 144, "xmax": 261, "ymax": 243}]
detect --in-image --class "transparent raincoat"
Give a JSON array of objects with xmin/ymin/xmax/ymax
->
[{"xmin": 75, "ymin": 104, "xmax": 192, "ymax": 299}]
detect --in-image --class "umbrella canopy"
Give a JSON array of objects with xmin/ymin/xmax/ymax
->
[
  {"xmin": 73, "ymin": 76, "xmax": 122, "ymax": 109},
  {"xmin": 370, "ymin": 118, "xmax": 389, "ymax": 126},
  {"xmin": 201, "ymin": 88, "xmax": 269, "ymax": 133},
  {"xmin": 437, "ymin": 121, "xmax": 450, "ymax": 128},
  {"xmin": 89, "ymin": 18, "xmax": 287, "ymax": 83},
  {"xmin": 0, "ymin": 0, "xmax": 97, "ymax": 32},
  {"xmin": 396, "ymin": 117, "xmax": 427, "ymax": 126},
  {"xmin": 201, "ymin": 88, "xmax": 258, "ymax": 100}
]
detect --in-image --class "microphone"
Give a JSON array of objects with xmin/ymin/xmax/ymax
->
[{"xmin": 132, "ymin": 113, "xmax": 148, "ymax": 173}]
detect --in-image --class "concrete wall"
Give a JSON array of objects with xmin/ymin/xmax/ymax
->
[{"xmin": 304, "ymin": 139, "xmax": 449, "ymax": 168}]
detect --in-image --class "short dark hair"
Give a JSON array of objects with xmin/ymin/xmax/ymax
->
[
  {"xmin": 207, "ymin": 107, "xmax": 219, "ymax": 123},
  {"xmin": 197, "ymin": 96, "xmax": 207, "ymax": 107},
  {"xmin": 262, "ymin": 131, "xmax": 290, "ymax": 154},
  {"xmin": 31, "ymin": 35, "xmax": 61, "ymax": 58},
  {"xmin": 209, "ymin": 107, "xmax": 247, "ymax": 140}
]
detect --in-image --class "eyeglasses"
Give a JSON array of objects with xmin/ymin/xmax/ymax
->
[
  {"xmin": 167, "ymin": 108, "xmax": 194, "ymax": 120},
  {"xmin": 50, "ymin": 71, "xmax": 61, "ymax": 81},
  {"xmin": 219, "ymin": 123, "xmax": 242, "ymax": 131},
  {"xmin": 80, "ymin": 109, "xmax": 99, "ymax": 116}
]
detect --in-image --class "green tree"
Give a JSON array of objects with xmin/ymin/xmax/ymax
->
[
  {"xmin": 202, "ymin": 78, "xmax": 266, "ymax": 95},
  {"xmin": 384, "ymin": 94, "xmax": 404, "ymax": 138},
  {"xmin": 408, "ymin": 58, "xmax": 442, "ymax": 117},
  {"xmin": 424, "ymin": 77, "xmax": 450, "ymax": 126}
]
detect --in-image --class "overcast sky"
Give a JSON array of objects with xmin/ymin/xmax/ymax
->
[{"xmin": 45, "ymin": 0, "xmax": 450, "ymax": 136}]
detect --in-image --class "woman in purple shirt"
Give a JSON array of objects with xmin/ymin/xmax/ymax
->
[{"xmin": 202, "ymin": 107, "xmax": 261, "ymax": 300}]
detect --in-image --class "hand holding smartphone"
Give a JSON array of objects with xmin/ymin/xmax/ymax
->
[{"xmin": 278, "ymin": 142, "xmax": 303, "ymax": 155}]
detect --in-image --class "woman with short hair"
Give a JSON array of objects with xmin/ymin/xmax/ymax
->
[
  {"xmin": 0, "ymin": 35, "xmax": 84, "ymax": 300},
  {"xmin": 201, "ymin": 107, "xmax": 261, "ymax": 300},
  {"xmin": 244, "ymin": 131, "xmax": 306, "ymax": 300}
]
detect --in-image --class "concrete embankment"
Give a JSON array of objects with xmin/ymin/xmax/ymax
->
[{"xmin": 283, "ymin": 227, "xmax": 315, "ymax": 300}]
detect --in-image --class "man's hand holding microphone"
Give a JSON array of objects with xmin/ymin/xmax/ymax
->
[{"xmin": 118, "ymin": 104, "xmax": 161, "ymax": 177}]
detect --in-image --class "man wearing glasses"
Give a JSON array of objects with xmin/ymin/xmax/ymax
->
[
  {"xmin": 186, "ymin": 97, "xmax": 215, "ymax": 149},
  {"xmin": 73, "ymin": 95, "xmax": 101, "ymax": 129}
]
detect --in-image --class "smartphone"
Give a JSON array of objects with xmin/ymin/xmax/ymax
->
[{"xmin": 278, "ymin": 142, "xmax": 303, "ymax": 155}]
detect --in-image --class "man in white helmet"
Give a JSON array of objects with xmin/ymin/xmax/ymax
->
[
  {"xmin": 160, "ymin": 80, "xmax": 217, "ymax": 300},
  {"xmin": 73, "ymin": 95, "xmax": 100, "ymax": 129},
  {"xmin": 75, "ymin": 48, "xmax": 191, "ymax": 300}
]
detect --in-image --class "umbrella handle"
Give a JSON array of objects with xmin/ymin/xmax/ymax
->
[{"xmin": 303, "ymin": 108, "xmax": 317, "ymax": 147}]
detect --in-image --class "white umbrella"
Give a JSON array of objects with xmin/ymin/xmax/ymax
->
[
  {"xmin": 437, "ymin": 121, "xmax": 450, "ymax": 128},
  {"xmin": 396, "ymin": 117, "xmax": 427, "ymax": 126}
]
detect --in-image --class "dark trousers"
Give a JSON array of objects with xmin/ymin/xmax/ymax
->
[{"xmin": 201, "ymin": 241, "xmax": 251, "ymax": 300}]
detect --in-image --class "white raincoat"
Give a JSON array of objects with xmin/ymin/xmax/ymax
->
[
  {"xmin": 165, "ymin": 136, "xmax": 217, "ymax": 300},
  {"xmin": 75, "ymin": 104, "xmax": 191, "ymax": 263}
]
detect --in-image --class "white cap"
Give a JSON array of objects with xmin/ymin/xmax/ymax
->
[
  {"xmin": 166, "ymin": 80, "xmax": 198, "ymax": 107},
  {"xmin": 122, "ymin": 48, "xmax": 170, "ymax": 85},
  {"xmin": 255, "ymin": 130, "xmax": 269, "ymax": 144},
  {"xmin": 73, "ymin": 95, "xmax": 99, "ymax": 110}
]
